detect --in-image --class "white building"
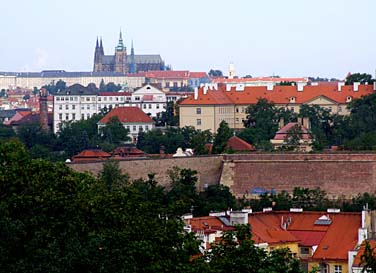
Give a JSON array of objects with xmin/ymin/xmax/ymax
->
[{"xmin": 53, "ymin": 84, "xmax": 167, "ymax": 134}]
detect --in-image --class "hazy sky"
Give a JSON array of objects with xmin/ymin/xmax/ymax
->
[{"xmin": 1, "ymin": 0, "xmax": 375, "ymax": 79}]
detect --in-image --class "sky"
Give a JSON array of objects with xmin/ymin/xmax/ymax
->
[{"xmin": 1, "ymin": 0, "xmax": 376, "ymax": 79}]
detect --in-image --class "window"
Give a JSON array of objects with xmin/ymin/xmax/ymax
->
[
  {"xmin": 173, "ymin": 82, "xmax": 178, "ymax": 88},
  {"xmin": 74, "ymin": 97, "xmax": 78, "ymax": 101},
  {"xmin": 156, "ymin": 104, "xmax": 160, "ymax": 109},
  {"xmin": 135, "ymin": 96, "xmax": 140, "ymax": 101},
  {"xmin": 196, "ymin": 108, "xmax": 201, "ymax": 114},
  {"xmin": 197, "ymin": 119, "xmax": 201, "ymax": 126},
  {"xmin": 86, "ymin": 97, "xmax": 90, "ymax": 101},
  {"xmin": 91, "ymin": 97, "xmax": 95, "ymax": 101},
  {"xmin": 334, "ymin": 265, "xmax": 342, "ymax": 273},
  {"xmin": 72, "ymin": 105, "xmax": 75, "ymax": 110},
  {"xmin": 126, "ymin": 125, "xmax": 130, "ymax": 131},
  {"xmin": 109, "ymin": 97, "xmax": 113, "ymax": 101},
  {"xmin": 104, "ymin": 97, "xmax": 107, "ymax": 101},
  {"xmin": 65, "ymin": 114, "xmax": 69, "ymax": 120},
  {"xmin": 165, "ymin": 82, "xmax": 170, "ymax": 88},
  {"xmin": 143, "ymin": 104, "xmax": 146, "ymax": 109},
  {"xmin": 59, "ymin": 113, "xmax": 62, "ymax": 120},
  {"xmin": 70, "ymin": 97, "xmax": 73, "ymax": 101},
  {"xmin": 81, "ymin": 113, "xmax": 85, "ymax": 119},
  {"xmin": 56, "ymin": 97, "xmax": 60, "ymax": 101},
  {"xmin": 300, "ymin": 247, "xmax": 309, "ymax": 255},
  {"xmin": 235, "ymin": 118, "xmax": 239, "ymax": 123},
  {"xmin": 65, "ymin": 105, "xmax": 69, "ymax": 110},
  {"xmin": 145, "ymin": 125, "xmax": 149, "ymax": 131},
  {"xmin": 59, "ymin": 105, "xmax": 62, "ymax": 110},
  {"xmin": 87, "ymin": 105, "xmax": 90, "ymax": 110},
  {"xmin": 149, "ymin": 104, "xmax": 152, "ymax": 109},
  {"xmin": 87, "ymin": 113, "xmax": 90, "ymax": 119},
  {"xmin": 133, "ymin": 125, "xmax": 136, "ymax": 131},
  {"xmin": 338, "ymin": 106, "xmax": 342, "ymax": 112},
  {"xmin": 139, "ymin": 126, "xmax": 143, "ymax": 132},
  {"xmin": 81, "ymin": 105, "xmax": 84, "ymax": 110}
]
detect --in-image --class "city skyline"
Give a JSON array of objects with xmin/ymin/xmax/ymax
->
[{"xmin": 2, "ymin": 0, "xmax": 376, "ymax": 79}]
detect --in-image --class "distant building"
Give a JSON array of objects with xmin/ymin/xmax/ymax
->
[
  {"xmin": 93, "ymin": 32, "xmax": 165, "ymax": 74},
  {"xmin": 98, "ymin": 107, "xmax": 154, "ymax": 143},
  {"xmin": 179, "ymin": 83, "xmax": 375, "ymax": 133}
]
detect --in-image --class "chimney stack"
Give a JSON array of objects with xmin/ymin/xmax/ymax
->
[{"xmin": 39, "ymin": 88, "xmax": 49, "ymax": 132}]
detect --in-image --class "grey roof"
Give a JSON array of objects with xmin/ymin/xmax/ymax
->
[
  {"xmin": 0, "ymin": 109, "xmax": 16, "ymax": 119},
  {"xmin": 127, "ymin": 55, "xmax": 163, "ymax": 64},
  {"xmin": 102, "ymin": 55, "xmax": 115, "ymax": 65},
  {"xmin": 57, "ymin": 84, "xmax": 98, "ymax": 96},
  {"xmin": 0, "ymin": 71, "xmax": 127, "ymax": 78}
]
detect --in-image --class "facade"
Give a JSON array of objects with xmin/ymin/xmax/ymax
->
[
  {"xmin": 213, "ymin": 76, "xmax": 309, "ymax": 88},
  {"xmin": 93, "ymin": 32, "xmax": 165, "ymax": 74},
  {"xmin": 186, "ymin": 209, "xmax": 370, "ymax": 273},
  {"xmin": 53, "ymin": 84, "xmax": 166, "ymax": 134},
  {"xmin": 137, "ymin": 70, "xmax": 210, "ymax": 91},
  {"xmin": 0, "ymin": 70, "xmax": 144, "ymax": 90},
  {"xmin": 179, "ymin": 83, "xmax": 375, "ymax": 133},
  {"xmin": 98, "ymin": 107, "xmax": 154, "ymax": 143}
]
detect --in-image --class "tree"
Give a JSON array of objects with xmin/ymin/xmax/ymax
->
[
  {"xmin": 190, "ymin": 129, "xmax": 212, "ymax": 155},
  {"xmin": 196, "ymin": 185, "xmax": 238, "ymax": 216},
  {"xmin": 345, "ymin": 73, "xmax": 374, "ymax": 85},
  {"xmin": 0, "ymin": 88, "xmax": 7, "ymax": 97},
  {"xmin": 212, "ymin": 121, "xmax": 233, "ymax": 154},
  {"xmin": 208, "ymin": 69, "xmax": 223, "ymax": 77},
  {"xmin": 99, "ymin": 160, "xmax": 129, "ymax": 191},
  {"xmin": 278, "ymin": 81, "xmax": 297, "ymax": 86},
  {"xmin": 100, "ymin": 116, "xmax": 130, "ymax": 145},
  {"xmin": 361, "ymin": 241, "xmax": 376, "ymax": 273},
  {"xmin": 282, "ymin": 123, "xmax": 304, "ymax": 151}
]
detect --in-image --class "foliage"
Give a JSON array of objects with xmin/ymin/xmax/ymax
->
[
  {"xmin": 98, "ymin": 160, "xmax": 129, "ymax": 191},
  {"xmin": 208, "ymin": 69, "xmax": 223, "ymax": 77},
  {"xmin": 199, "ymin": 224, "xmax": 303, "ymax": 273},
  {"xmin": 280, "ymin": 123, "xmax": 304, "ymax": 151},
  {"xmin": 196, "ymin": 185, "xmax": 238, "ymax": 216},
  {"xmin": 212, "ymin": 121, "xmax": 233, "ymax": 154},
  {"xmin": 278, "ymin": 81, "xmax": 297, "ymax": 86},
  {"xmin": 361, "ymin": 241, "xmax": 376, "ymax": 273},
  {"xmin": 0, "ymin": 124, "xmax": 16, "ymax": 140},
  {"xmin": 153, "ymin": 101, "xmax": 178, "ymax": 126},
  {"xmin": 42, "ymin": 79, "xmax": 66, "ymax": 95},
  {"xmin": 99, "ymin": 116, "xmax": 130, "ymax": 145},
  {"xmin": 0, "ymin": 139, "xmax": 201, "ymax": 273},
  {"xmin": 345, "ymin": 73, "xmax": 374, "ymax": 85},
  {"xmin": 99, "ymin": 80, "xmax": 122, "ymax": 92}
]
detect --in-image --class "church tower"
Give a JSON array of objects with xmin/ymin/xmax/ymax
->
[
  {"xmin": 114, "ymin": 30, "xmax": 128, "ymax": 74},
  {"xmin": 129, "ymin": 40, "xmax": 136, "ymax": 74},
  {"xmin": 93, "ymin": 37, "xmax": 104, "ymax": 72},
  {"xmin": 229, "ymin": 62, "xmax": 235, "ymax": 79}
]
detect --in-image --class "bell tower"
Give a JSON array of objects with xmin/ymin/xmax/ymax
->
[{"xmin": 114, "ymin": 30, "xmax": 128, "ymax": 74}]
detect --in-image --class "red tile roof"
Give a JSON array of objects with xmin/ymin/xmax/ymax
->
[
  {"xmin": 273, "ymin": 123, "xmax": 312, "ymax": 140},
  {"xmin": 213, "ymin": 77, "xmax": 308, "ymax": 83},
  {"xmin": 145, "ymin": 70, "xmax": 190, "ymax": 79},
  {"xmin": 189, "ymin": 72, "xmax": 208, "ymax": 78},
  {"xmin": 180, "ymin": 84, "xmax": 374, "ymax": 106},
  {"xmin": 226, "ymin": 136, "xmax": 255, "ymax": 151},
  {"xmin": 72, "ymin": 149, "xmax": 112, "ymax": 162},
  {"xmin": 99, "ymin": 107, "xmax": 153, "ymax": 124}
]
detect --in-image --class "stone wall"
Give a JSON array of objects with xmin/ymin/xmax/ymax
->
[
  {"xmin": 68, "ymin": 156, "xmax": 223, "ymax": 190},
  {"xmin": 221, "ymin": 154, "xmax": 376, "ymax": 198}
]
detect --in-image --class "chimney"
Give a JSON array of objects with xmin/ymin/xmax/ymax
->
[
  {"xmin": 194, "ymin": 87, "xmax": 198, "ymax": 100},
  {"xmin": 226, "ymin": 84, "xmax": 231, "ymax": 91},
  {"xmin": 279, "ymin": 117, "xmax": 284, "ymax": 129},
  {"xmin": 297, "ymin": 82, "xmax": 304, "ymax": 92},
  {"xmin": 353, "ymin": 82, "xmax": 360, "ymax": 92},
  {"xmin": 39, "ymin": 88, "xmax": 49, "ymax": 131},
  {"xmin": 373, "ymin": 82, "xmax": 376, "ymax": 92},
  {"xmin": 338, "ymin": 82, "xmax": 345, "ymax": 91},
  {"xmin": 302, "ymin": 117, "xmax": 310, "ymax": 129},
  {"xmin": 203, "ymin": 86, "xmax": 208, "ymax": 95},
  {"xmin": 266, "ymin": 82, "xmax": 273, "ymax": 91}
]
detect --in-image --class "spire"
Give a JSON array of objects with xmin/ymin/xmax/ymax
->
[
  {"xmin": 96, "ymin": 37, "xmax": 99, "ymax": 48},
  {"xmin": 100, "ymin": 37, "xmax": 104, "ymax": 55},
  {"xmin": 131, "ymin": 40, "xmax": 134, "ymax": 55},
  {"xmin": 116, "ymin": 29, "xmax": 124, "ymax": 51}
]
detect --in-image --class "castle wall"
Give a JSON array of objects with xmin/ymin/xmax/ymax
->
[{"xmin": 68, "ymin": 153, "xmax": 376, "ymax": 198}]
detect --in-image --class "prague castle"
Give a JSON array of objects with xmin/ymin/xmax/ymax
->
[{"xmin": 93, "ymin": 32, "xmax": 165, "ymax": 74}]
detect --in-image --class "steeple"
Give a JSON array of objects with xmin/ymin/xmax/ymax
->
[
  {"xmin": 116, "ymin": 29, "xmax": 124, "ymax": 51},
  {"xmin": 96, "ymin": 37, "xmax": 99, "ymax": 48},
  {"xmin": 131, "ymin": 40, "xmax": 134, "ymax": 55},
  {"xmin": 100, "ymin": 37, "xmax": 104, "ymax": 55},
  {"xmin": 130, "ymin": 40, "xmax": 136, "ymax": 74}
]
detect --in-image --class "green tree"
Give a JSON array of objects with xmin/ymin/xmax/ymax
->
[
  {"xmin": 190, "ymin": 129, "xmax": 212, "ymax": 155},
  {"xmin": 208, "ymin": 69, "xmax": 223, "ymax": 77},
  {"xmin": 0, "ymin": 124, "xmax": 16, "ymax": 140},
  {"xmin": 361, "ymin": 241, "xmax": 376, "ymax": 273},
  {"xmin": 212, "ymin": 121, "xmax": 233, "ymax": 154},
  {"xmin": 99, "ymin": 160, "xmax": 129, "ymax": 191},
  {"xmin": 100, "ymin": 116, "xmax": 130, "ymax": 146},
  {"xmin": 345, "ymin": 73, "xmax": 374, "ymax": 85}
]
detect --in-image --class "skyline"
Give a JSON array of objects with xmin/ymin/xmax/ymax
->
[{"xmin": 2, "ymin": 0, "xmax": 376, "ymax": 79}]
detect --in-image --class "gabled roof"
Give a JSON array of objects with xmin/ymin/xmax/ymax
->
[
  {"xmin": 99, "ymin": 107, "xmax": 153, "ymax": 124},
  {"xmin": 226, "ymin": 136, "xmax": 255, "ymax": 151},
  {"xmin": 273, "ymin": 122, "xmax": 312, "ymax": 140},
  {"xmin": 353, "ymin": 240, "xmax": 376, "ymax": 268}
]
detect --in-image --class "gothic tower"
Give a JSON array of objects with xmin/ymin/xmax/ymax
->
[
  {"xmin": 93, "ymin": 37, "xmax": 104, "ymax": 72},
  {"xmin": 114, "ymin": 30, "xmax": 128, "ymax": 74},
  {"xmin": 129, "ymin": 40, "xmax": 136, "ymax": 74}
]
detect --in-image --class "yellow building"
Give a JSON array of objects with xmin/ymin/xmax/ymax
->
[{"xmin": 179, "ymin": 83, "xmax": 374, "ymax": 133}]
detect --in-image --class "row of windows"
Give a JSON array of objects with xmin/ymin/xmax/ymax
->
[
  {"xmin": 126, "ymin": 125, "xmax": 150, "ymax": 132},
  {"xmin": 218, "ymin": 107, "xmax": 233, "ymax": 114}
]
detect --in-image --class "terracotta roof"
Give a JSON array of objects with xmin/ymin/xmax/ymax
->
[
  {"xmin": 189, "ymin": 72, "xmax": 208, "ymax": 78},
  {"xmin": 72, "ymin": 149, "xmax": 111, "ymax": 162},
  {"xmin": 213, "ymin": 77, "xmax": 308, "ymax": 83},
  {"xmin": 145, "ymin": 70, "xmax": 190, "ymax": 79},
  {"xmin": 112, "ymin": 146, "xmax": 146, "ymax": 157},
  {"xmin": 273, "ymin": 123, "xmax": 312, "ymax": 140},
  {"xmin": 353, "ymin": 240, "xmax": 376, "ymax": 267},
  {"xmin": 99, "ymin": 107, "xmax": 153, "ymax": 124},
  {"xmin": 180, "ymin": 84, "xmax": 374, "ymax": 106},
  {"xmin": 10, "ymin": 112, "xmax": 53, "ymax": 126},
  {"xmin": 226, "ymin": 136, "xmax": 255, "ymax": 151}
]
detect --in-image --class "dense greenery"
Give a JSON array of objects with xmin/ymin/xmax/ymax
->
[{"xmin": 0, "ymin": 139, "xmax": 306, "ymax": 272}]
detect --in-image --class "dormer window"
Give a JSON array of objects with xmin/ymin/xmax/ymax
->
[
  {"xmin": 290, "ymin": 97, "xmax": 296, "ymax": 103},
  {"xmin": 346, "ymin": 96, "xmax": 352, "ymax": 102}
]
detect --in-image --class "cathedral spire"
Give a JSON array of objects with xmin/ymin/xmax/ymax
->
[
  {"xmin": 116, "ymin": 29, "xmax": 124, "ymax": 51},
  {"xmin": 96, "ymin": 37, "xmax": 99, "ymax": 48},
  {"xmin": 100, "ymin": 37, "xmax": 104, "ymax": 55}
]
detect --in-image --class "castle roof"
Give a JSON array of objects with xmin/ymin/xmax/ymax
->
[{"xmin": 127, "ymin": 54, "xmax": 164, "ymax": 64}]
